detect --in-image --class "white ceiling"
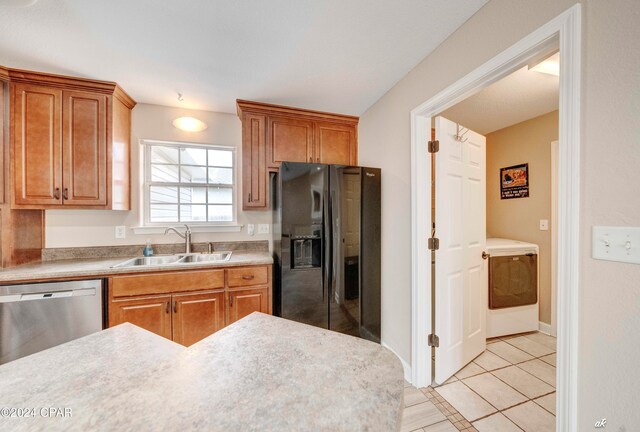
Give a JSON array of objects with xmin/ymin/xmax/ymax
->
[
  {"xmin": 439, "ymin": 59, "xmax": 559, "ymax": 135},
  {"xmin": 0, "ymin": 0, "xmax": 487, "ymax": 115}
]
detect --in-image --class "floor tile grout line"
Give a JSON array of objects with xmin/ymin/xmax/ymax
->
[
  {"xmin": 426, "ymin": 332, "xmax": 557, "ymax": 430},
  {"xmin": 501, "ymin": 337, "xmax": 556, "ymax": 358},
  {"xmin": 531, "ymin": 391, "xmax": 557, "ymax": 417},
  {"xmin": 484, "ymin": 367, "xmax": 545, "ymax": 402}
]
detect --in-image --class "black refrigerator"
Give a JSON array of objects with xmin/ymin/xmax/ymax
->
[{"xmin": 272, "ymin": 162, "xmax": 381, "ymax": 343}]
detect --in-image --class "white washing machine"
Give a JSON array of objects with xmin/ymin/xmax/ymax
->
[{"xmin": 486, "ymin": 238, "xmax": 539, "ymax": 338}]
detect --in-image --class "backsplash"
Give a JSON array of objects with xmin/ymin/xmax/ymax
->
[{"xmin": 41, "ymin": 241, "xmax": 269, "ymax": 261}]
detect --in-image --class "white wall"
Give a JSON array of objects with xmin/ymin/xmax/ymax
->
[
  {"xmin": 359, "ymin": 0, "xmax": 640, "ymax": 429},
  {"xmin": 45, "ymin": 104, "xmax": 271, "ymax": 248}
]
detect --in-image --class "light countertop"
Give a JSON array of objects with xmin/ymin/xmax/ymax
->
[
  {"xmin": 0, "ymin": 313, "xmax": 404, "ymax": 431},
  {"xmin": 0, "ymin": 251, "xmax": 273, "ymax": 284}
]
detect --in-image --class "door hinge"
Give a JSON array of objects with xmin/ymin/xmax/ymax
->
[
  {"xmin": 428, "ymin": 334, "xmax": 439, "ymax": 347},
  {"xmin": 428, "ymin": 237, "xmax": 440, "ymax": 250},
  {"xmin": 428, "ymin": 140, "xmax": 439, "ymax": 153}
]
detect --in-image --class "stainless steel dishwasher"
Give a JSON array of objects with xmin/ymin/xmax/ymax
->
[{"xmin": 0, "ymin": 279, "xmax": 104, "ymax": 365}]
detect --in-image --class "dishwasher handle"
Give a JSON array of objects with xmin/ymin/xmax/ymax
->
[{"xmin": 0, "ymin": 288, "xmax": 97, "ymax": 304}]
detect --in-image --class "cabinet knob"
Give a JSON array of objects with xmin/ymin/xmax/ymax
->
[
  {"xmin": 63, "ymin": 188, "xmax": 69, "ymax": 200},
  {"xmin": 54, "ymin": 188, "xmax": 60, "ymax": 200}
]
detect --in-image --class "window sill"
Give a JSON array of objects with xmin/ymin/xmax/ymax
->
[{"xmin": 131, "ymin": 224, "xmax": 243, "ymax": 235}]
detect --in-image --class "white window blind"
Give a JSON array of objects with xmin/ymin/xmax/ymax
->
[{"xmin": 143, "ymin": 140, "xmax": 235, "ymax": 225}]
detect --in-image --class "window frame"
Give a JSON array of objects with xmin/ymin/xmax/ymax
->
[{"xmin": 141, "ymin": 139, "xmax": 237, "ymax": 227}]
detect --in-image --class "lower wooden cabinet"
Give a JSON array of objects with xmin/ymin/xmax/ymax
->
[
  {"xmin": 173, "ymin": 291, "xmax": 225, "ymax": 346},
  {"xmin": 108, "ymin": 265, "xmax": 272, "ymax": 346},
  {"xmin": 109, "ymin": 295, "xmax": 172, "ymax": 339},
  {"xmin": 228, "ymin": 287, "xmax": 269, "ymax": 325}
]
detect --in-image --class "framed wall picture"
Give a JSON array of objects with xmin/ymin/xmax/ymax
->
[{"xmin": 500, "ymin": 163, "xmax": 529, "ymax": 199}]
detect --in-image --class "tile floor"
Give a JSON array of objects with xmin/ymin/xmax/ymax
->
[{"xmin": 400, "ymin": 331, "xmax": 557, "ymax": 432}]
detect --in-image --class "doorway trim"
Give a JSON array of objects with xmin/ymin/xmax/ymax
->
[
  {"xmin": 410, "ymin": 4, "xmax": 581, "ymax": 431},
  {"xmin": 551, "ymin": 140, "xmax": 559, "ymax": 337}
]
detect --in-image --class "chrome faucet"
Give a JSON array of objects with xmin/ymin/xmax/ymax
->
[{"xmin": 164, "ymin": 224, "xmax": 192, "ymax": 254}]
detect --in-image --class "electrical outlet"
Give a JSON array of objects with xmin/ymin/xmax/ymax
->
[
  {"xmin": 539, "ymin": 219, "xmax": 549, "ymax": 231},
  {"xmin": 115, "ymin": 225, "xmax": 126, "ymax": 239},
  {"xmin": 247, "ymin": 224, "xmax": 255, "ymax": 236},
  {"xmin": 258, "ymin": 224, "xmax": 270, "ymax": 234}
]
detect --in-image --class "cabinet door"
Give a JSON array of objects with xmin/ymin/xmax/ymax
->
[
  {"xmin": 109, "ymin": 295, "xmax": 172, "ymax": 340},
  {"xmin": 62, "ymin": 91, "xmax": 108, "ymax": 206},
  {"xmin": 172, "ymin": 291, "xmax": 225, "ymax": 346},
  {"xmin": 315, "ymin": 122, "xmax": 357, "ymax": 165},
  {"xmin": 227, "ymin": 287, "xmax": 269, "ymax": 325},
  {"xmin": 12, "ymin": 83, "xmax": 63, "ymax": 206},
  {"xmin": 242, "ymin": 113, "xmax": 267, "ymax": 209},
  {"xmin": 267, "ymin": 116, "xmax": 314, "ymax": 168}
]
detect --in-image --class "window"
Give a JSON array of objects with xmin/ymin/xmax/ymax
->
[{"xmin": 143, "ymin": 140, "xmax": 235, "ymax": 225}]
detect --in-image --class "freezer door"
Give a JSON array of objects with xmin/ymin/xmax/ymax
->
[
  {"xmin": 328, "ymin": 166, "xmax": 381, "ymax": 342},
  {"xmin": 277, "ymin": 162, "xmax": 329, "ymax": 329}
]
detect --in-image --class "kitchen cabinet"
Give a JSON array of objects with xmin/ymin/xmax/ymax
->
[
  {"xmin": 228, "ymin": 287, "xmax": 269, "ymax": 325},
  {"xmin": 109, "ymin": 295, "xmax": 173, "ymax": 340},
  {"xmin": 173, "ymin": 291, "xmax": 225, "ymax": 346},
  {"xmin": 267, "ymin": 115, "xmax": 314, "ymax": 168},
  {"xmin": 12, "ymin": 83, "xmax": 62, "ymax": 206},
  {"xmin": 0, "ymin": 69, "xmax": 45, "ymax": 268},
  {"xmin": 315, "ymin": 122, "xmax": 357, "ymax": 165},
  {"xmin": 237, "ymin": 100, "xmax": 359, "ymax": 210},
  {"xmin": 108, "ymin": 264, "xmax": 272, "ymax": 346},
  {"xmin": 8, "ymin": 67, "xmax": 135, "ymax": 210},
  {"xmin": 241, "ymin": 113, "xmax": 267, "ymax": 209},
  {"xmin": 62, "ymin": 90, "xmax": 108, "ymax": 206}
]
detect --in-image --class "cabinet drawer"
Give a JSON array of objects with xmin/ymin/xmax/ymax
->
[
  {"xmin": 111, "ymin": 269, "xmax": 225, "ymax": 297},
  {"xmin": 227, "ymin": 266, "xmax": 269, "ymax": 288}
]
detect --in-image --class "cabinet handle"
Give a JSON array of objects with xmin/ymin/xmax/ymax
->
[
  {"xmin": 54, "ymin": 188, "xmax": 60, "ymax": 200},
  {"xmin": 165, "ymin": 301, "xmax": 170, "ymax": 314},
  {"xmin": 309, "ymin": 156, "xmax": 312, "ymax": 162},
  {"xmin": 248, "ymin": 192, "xmax": 252, "ymax": 202},
  {"xmin": 229, "ymin": 295, "xmax": 233, "ymax": 307},
  {"xmin": 63, "ymin": 188, "xmax": 69, "ymax": 200},
  {"xmin": 173, "ymin": 300, "xmax": 177, "ymax": 313},
  {"xmin": 242, "ymin": 275, "xmax": 255, "ymax": 280}
]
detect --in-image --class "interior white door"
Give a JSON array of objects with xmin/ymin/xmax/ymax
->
[{"xmin": 433, "ymin": 116, "xmax": 487, "ymax": 385}]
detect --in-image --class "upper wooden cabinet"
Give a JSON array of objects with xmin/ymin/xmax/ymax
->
[
  {"xmin": 12, "ymin": 84, "xmax": 62, "ymax": 206},
  {"xmin": 315, "ymin": 122, "xmax": 357, "ymax": 165},
  {"xmin": 267, "ymin": 116, "xmax": 314, "ymax": 168},
  {"xmin": 8, "ymin": 67, "xmax": 135, "ymax": 209},
  {"xmin": 237, "ymin": 100, "xmax": 358, "ymax": 210},
  {"xmin": 241, "ymin": 113, "xmax": 267, "ymax": 209}
]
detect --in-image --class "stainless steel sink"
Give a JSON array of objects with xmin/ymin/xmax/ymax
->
[
  {"xmin": 179, "ymin": 252, "xmax": 232, "ymax": 263},
  {"xmin": 112, "ymin": 252, "xmax": 232, "ymax": 268},
  {"xmin": 112, "ymin": 255, "xmax": 184, "ymax": 268}
]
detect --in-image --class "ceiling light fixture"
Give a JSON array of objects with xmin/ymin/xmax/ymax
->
[
  {"xmin": 172, "ymin": 117, "xmax": 208, "ymax": 132},
  {"xmin": 529, "ymin": 52, "xmax": 560, "ymax": 76}
]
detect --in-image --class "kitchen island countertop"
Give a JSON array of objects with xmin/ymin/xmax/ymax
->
[{"xmin": 0, "ymin": 313, "xmax": 404, "ymax": 431}]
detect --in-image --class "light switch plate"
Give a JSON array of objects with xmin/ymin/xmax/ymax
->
[
  {"xmin": 540, "ymin": 219, "xmax": 549, "ymax": 231},
  {"xmin": 115, "ymin": 226, "xmax": 126, "ymax": 239},
  {"xmin": 592, "ymin": 226, "xmax": 640, "ymax": 264},
  {"xmin": 247, "ymin": 224, "xmax": 255, "ymax": 236},
  {"xmin": 258, "ymin": 224, "xmax": 270, "ymax": 234}
]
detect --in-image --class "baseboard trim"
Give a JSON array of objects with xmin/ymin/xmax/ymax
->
[
  {"xmin": 538, "ymin": 321, "xmax": 552, "ymax": 335},
  {"xmin": 382, "ymin": 342, "xmax": 412, "ymax": 384}
]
